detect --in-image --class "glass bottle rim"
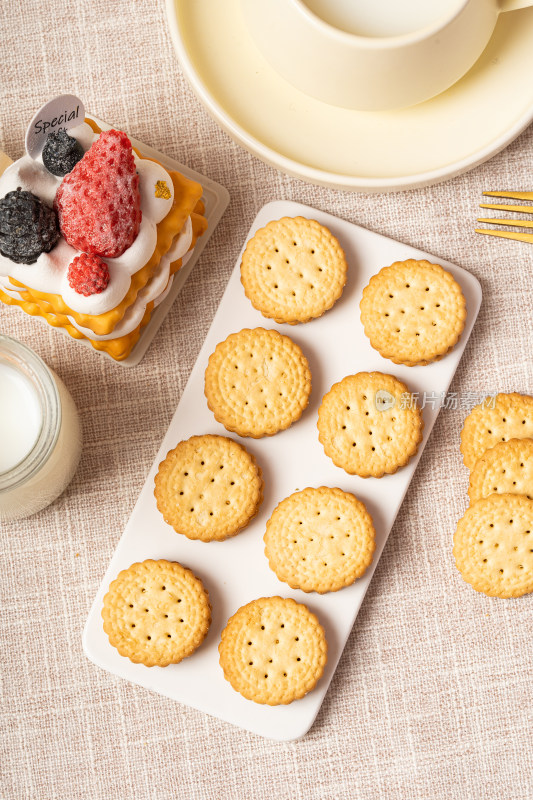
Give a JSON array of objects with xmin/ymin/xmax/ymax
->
[{"xmin": 0, "ymin": 334, "xmax": 61, "ymax": 494}]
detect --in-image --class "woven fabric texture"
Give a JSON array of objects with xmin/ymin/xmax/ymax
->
[{"xmin": 1, "ymin": 1, "xmax": 532, "ymax": 799}]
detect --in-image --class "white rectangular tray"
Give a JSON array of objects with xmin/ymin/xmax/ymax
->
[{"xmin": 84, "ymin": 200, "xmax": 481, "ymax": 740}]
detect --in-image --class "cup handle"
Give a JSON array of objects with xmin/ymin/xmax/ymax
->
[
  {"xmin": 0, "ymin": 150, "xmax": 12, "ymax": 178},
  {"xmin": 499, "ymin": 0, "xmax": 533, "ymax": 11}
]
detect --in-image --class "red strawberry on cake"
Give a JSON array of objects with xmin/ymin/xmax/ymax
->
[{"xmin": 55, "ymin": 130, "xmax": 142, "ymax": 258}]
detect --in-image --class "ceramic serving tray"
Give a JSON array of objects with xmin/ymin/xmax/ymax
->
[
  {"xmin": 84, "ymin": 200, "xmax": 482, "ymax": 740},
  {"xmin": 0, "ymin": 116, "xmax": 229, "ymax": 367}
]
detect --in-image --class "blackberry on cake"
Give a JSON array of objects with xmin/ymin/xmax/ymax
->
[
  {"xmin": 42, "ymin": 129, "xmax": 84, "ymax": 177},
  {"xmin": 0, "ymin": 188, "xmax": 59, "ymax": 264}
]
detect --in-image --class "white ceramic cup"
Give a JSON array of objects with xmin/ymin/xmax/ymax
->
[{"xmin": 242, "ymin": 0, "xmax": 533, "ymax": 111}]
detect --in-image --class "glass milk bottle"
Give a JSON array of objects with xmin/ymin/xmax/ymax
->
[{"xmin": 0, "ymin": 335, "xmax": 82, "ymax": 520}]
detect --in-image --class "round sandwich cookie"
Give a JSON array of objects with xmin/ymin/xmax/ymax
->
[
  {"xmin": 218, "ymin": 596, "xmax": 327, "ymax": 705},
  {"xmin": 360, "ymin": 259, "xmax": 466, "ymax": 366},
  {"xmin": 204, "ymin": 327, "xmax": 312, "ymax": 438},
  {"xmin": 102, "ymin": 559, "xmax": 211, "ymax": 666},
  {"xmin": 468, "ymin": 438, "xmax": 533, "ymax": 505},
  {"xmin": 317, "ymin": 371, "xmax": 423, "ymax": 477},
  {"xmin": 154, "ymin": 434, "xmax": 264, "ymax": 542},
  {"xmin": 453, "ymin": 494, "xmax": 533, "ymax": 598},
  {"xmin": 460, "ymin": 392, "xmax": 533, "ymax": 471},
  {"xmin": 240, "ymin": 216, "xmax": 348, "ymax": 325},
  {"xmin": 264, "ymin": 487, "xmax": 376, "ymax": 593}
]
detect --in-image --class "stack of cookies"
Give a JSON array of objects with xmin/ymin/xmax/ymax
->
[{"xmin": 454, "ymin": 393, "xmax": 533, "ymax": 598}]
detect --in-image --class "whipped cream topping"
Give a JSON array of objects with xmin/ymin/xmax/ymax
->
[
  {"xmin": 66, "ymin": 219, "xmax": 193, "ymax": 341},
  {"xmin": 0, "ymin": 217, "xmax": 194, "ymax": 341},
  {"xmin": 0, "ymin": 122, "xmax": 177, "ymax": 316}
]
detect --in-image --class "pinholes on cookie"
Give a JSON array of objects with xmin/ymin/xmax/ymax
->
[
  {"xmin": 360, "ymin": 259, "xmax": 466, "ymax": 366},
  {"xmin": 460, "ymin": 393, "xmax": 533, "ymax": 470},
  {"xmin": 204, "ymin": 327, "xmax": 312, "ymax": 438},
  {"xmin": 453, "ymin": 494, "xmax": 533, "ymax": 598},
  {"xmin": 264, "ymin": 487, "xmax": 376, "ymax": 593},
  {"xmin": 317, "ymin": 371, "xmax": 423, "ymax": 477},
  {"xmin": 218, "ymin": 596, "xmax": 327, "ymax": 705},
  {"xmin": 102, "ymin": 559, "xmax": 211, "ymax": 666},
  {"xmin": 240, "ymin": 216, "xmax": 347, "ymax": 324}
]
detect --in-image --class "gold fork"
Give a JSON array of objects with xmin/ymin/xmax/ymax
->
[{"xmin": 476, "ymin": 191, "xmax": 533, "ymax": 244}]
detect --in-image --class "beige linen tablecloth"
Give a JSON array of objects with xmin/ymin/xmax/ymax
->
[{"xmin": 1, "ymin": 1, "xmax": 532, "ymax": 798}]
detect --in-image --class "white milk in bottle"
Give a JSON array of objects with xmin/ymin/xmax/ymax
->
[{"xmin": 0, "ymin": 335, "xmax": 82, "ymax": 520}]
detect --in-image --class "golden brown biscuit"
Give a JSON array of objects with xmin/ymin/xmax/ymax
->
[
  {"xmin": 468, "ymin": 438, "xmax": 533, "ymax": 504},
  {"xmin": 460, "ymin": 393, "xmax": 533, "ymax": 470},
  {"xmin": 204, "ymin": 328, "xmax": 312, "ymax": 438},
  {"xmin": 453, "ymin": 494, "xmax": 533, "ymax": 598},
  {"xmin": 240, "ymin": 216, "xmax": 347, "ymax": 324},
  {"xmin": 154, "ymin": 434, "xmax": 264, "ymax": 541},
  {"xmin": 360, "ymin": 259, "xmax": 466, "ymax": 366},
  {"xmin": 218, "ymin": 596, "xmax": 327, "ymax": 705},
  {"xmin": 264, "ymin": 487, "xmax": 375, "ymax": 593},
  {"xmin": 102, "ymin": 559, "xmax": 211, "ymax": 666},
  {"xmin": 317, "ymin": 371, "xmax": 423, "ymax": 477}
]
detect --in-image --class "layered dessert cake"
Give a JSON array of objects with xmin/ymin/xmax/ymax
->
[{"xmin": 0, "ymin": 116, "xmax": 207, "ymax": 360}]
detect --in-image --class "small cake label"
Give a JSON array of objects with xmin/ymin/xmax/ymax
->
[{"xmin": 25, "ymin": 94, "xmax": 85, "ymax": 159}]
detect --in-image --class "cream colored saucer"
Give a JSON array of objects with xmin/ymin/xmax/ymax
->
[{"xmin": 167, "ymin": 0, "xmax": 533, "ymax": 192}]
